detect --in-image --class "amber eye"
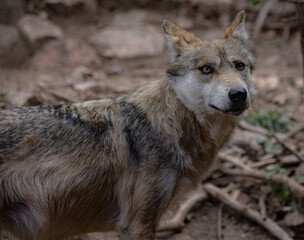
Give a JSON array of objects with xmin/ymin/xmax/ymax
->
[
  {"xmin": 235, "ymin": 62, "xmax": 245, "ymax": 71},
  {"xmin": 199, "ymin": 65, "xmax": 214, "ymax": 75}
]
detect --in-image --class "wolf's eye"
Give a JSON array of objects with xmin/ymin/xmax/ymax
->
[
  {"xmin": 199, "ymin": 65, "xmax": 214, "ymax": 74},
  {"xmin": 235, "ymin": 62, "xmax": 245, "ymax": 71}
]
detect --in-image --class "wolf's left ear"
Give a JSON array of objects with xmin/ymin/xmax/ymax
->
[
  {"xmin": 162, "ymin": 20, "xmax": 199, "ymax": 61},
  {"xmin": 224, "ymin": 10, "xmax": 248, "ymax": 42}
]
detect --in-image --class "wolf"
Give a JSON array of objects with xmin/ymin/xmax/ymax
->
[{"xmin": 0, "ymin": 11, "xmax": 255, "ymax": 240}]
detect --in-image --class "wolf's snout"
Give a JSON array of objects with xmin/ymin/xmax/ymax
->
[{"xmin": 228, "ymin": 88, "xmax": 247, "ymax": 103}]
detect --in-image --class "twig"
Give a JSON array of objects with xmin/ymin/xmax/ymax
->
[
  {"xmin": 250, "ymin": 157, "xmax": 277, "ymax": 168},
  {"xmin": 259, "ymin": 194, "xmax": 267, "ymax": 221},
  {"xmin": 271, "ymin": 133, "xmax": 304, "ymax": 163},
  {"xmin": 295, "ymin": 0, "xmax": 304, "ymax": 83},
  {"xmin": 239, "ymin": 121, "xmax": 304, "ymax": 163},
  {"xmin": 238, "ymin": 121, "xmax": 268, "ymax": 135},
  {"xmin": 252, "ymin": 0, "xmax": 279, "ymax": 41},
  {"xmin": 282, "ymin": 122, "xmax": 304, "ymax": 139},
  {"xmin": 157, "ymin": 190, "xmax": 208, "ymax": 232},
  {"xmin": 218, "ymin": 153, "xmax": 304, "ymax": 198},
  {"xmin": 282, "ymin": 24, "xmax": 291, "ymax": 46},
  {"xmin": 217, "ymin": 203, "xmax": 223, "ymax": 240},
  {"xmin": 203, "ymin": 183, "xmax": 293, "ymax": 240}
]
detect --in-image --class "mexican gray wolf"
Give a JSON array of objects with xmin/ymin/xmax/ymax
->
[{"xmin": 0, "ymin": 10, "xmax": 255, "ymax": 240}]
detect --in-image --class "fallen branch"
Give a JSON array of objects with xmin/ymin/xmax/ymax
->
[
  {"xmin": 295, "ymin": 0, "xmax": 304, "ymax": 83},
  {"xmin": 217, "ymin": 203, "xmax": 223, "ymax": 240},
  {"xmin": 239, "ymin": 121, "xmax": 304, "ymax": 163},
  {"xmin": 218, "ymin": 153, "xmax": 304, "ymax": 198},
  {"xmin": 252, "ymin": 0, "xmax": 279, "ymax": 41},
  {"xmin": 282, "ymin": 122, "xmax": 304, "ymax": 139},
  {"xmin": 157, "ymin": 189, "xmax": 208, "ymax": 232},
  {"xmin": 259, "ymin": 194, "xmax": 267, "ymax": 221},
  {"xmin": 203, "ymin": 183, "xmax": 293, "ymax": 240},
  {"xmin": 238, "ymin": 120, "xmax": 268, "ymax": 135}
]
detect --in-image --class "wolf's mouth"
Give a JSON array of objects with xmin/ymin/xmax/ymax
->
[{"xmin": 209, "ymin": 104, "xmax": 245, "ymax": 116}]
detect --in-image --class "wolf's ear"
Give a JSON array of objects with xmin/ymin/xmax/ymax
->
[
  {"xmin": 224, "ymin": 10, "xmax": 248, "ymax": 42},
  {"xmin": 162, "ymin": 20, "xmax": 199, "ymax": 61}
]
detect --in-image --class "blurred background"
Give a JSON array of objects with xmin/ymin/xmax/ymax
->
[{"xmin": 0, "ymin": 0, "xmax": 304, "ymax": 240}]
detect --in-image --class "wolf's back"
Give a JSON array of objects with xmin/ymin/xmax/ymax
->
[{"xmin": 0, "ymin": 105, "xmax": 112, "ymax": 163}]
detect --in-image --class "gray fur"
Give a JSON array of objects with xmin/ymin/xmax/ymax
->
[{"xmin": 0, "ymin": 11, "xmax": 254, "ymax": 240}]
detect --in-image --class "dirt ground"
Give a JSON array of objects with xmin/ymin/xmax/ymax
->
[{"xmin": 1, "ymin": 0, "xmax": 304, "ymax": 239}]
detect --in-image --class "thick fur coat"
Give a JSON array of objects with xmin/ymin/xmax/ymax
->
[{"xmin": 0, "ymin": 11, "xmax": 255, "ymax": 240}]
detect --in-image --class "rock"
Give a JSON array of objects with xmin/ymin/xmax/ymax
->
[
  {"xmin": 284, "ymin": 212, "xmax": 304, "ymax": 227},
  {"xmin": 295, "ymin": 77, "xmax": 304, "ymax": 88},
  {"xmin": 70, "ymin": 66, "xmax": 93, "ymax": 82},
  {"xmin": 283, "ymin": 212, "xmax": 304, "ymax": 240},
  {"xmin": 0, "ymin": 24, "xmax": 28, "ymax": 67},
  {"xmin": 73, "ymin": 81, "xmax": 110, "ymax": 94},
  {"xmin": 73, "ymin": 81, "xmax": 99, "ymax": 91},
  {"xmin": 17, "ymin": 14, "xmax": 63, "ymax": 46},
  {"xmin": 29, "ymin": 38, "xmax": 98, "ymax": 70},
  {"xmin": 253, "ymin": 74, "xmax": 280, "ymax": 91},
  {"xmin": 111, "ymin": 9, "xmax": 163, "ymax": 27},
  {"xmin": 5, "ymin": 91, "xmax": 42, "ymax": 107},
  {"xmin": 273, "ymin": 88, "xmax": 296, "ymax": 105},
  {"xmin": 46, "ymin": 0, "xmax": 97, "ymax": 14},
  {"xmin": 64, "ymin": 38, "xmax": 99, "ymax": 67},
  {"xmin": 29, "ymin": 40, "xmax": 63, "ymax": 70},
  {"xmin": 89, "ymin": 24, "xmax": 165, "ymax": 59}
]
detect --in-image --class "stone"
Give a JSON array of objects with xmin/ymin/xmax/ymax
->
[
  {"xmin": 283, "ymin": 212, "xmax": 304, "ymax": 227},
  {"xmin": 64, "ymin": 38, "xmax": 99, "ymax": 66},
  {"xmin": 0, "ymin": 24, "xmax": 28, "ymax": 67},
  {"xmin": 70, "ymin": 66, "xmax": 93, "ymax": 82},
  {"xmin": 253, "ymin": 74, "xmax": 280, "ymax": 91},
  {"xmin": 46, "ymin": 0, "xmax": 97, "ymax": 14},
  {"xmin": 5, "ymin": 91, "xmax": 41, "ymax": 107},
  {"xmin": 17, "ymin": 14, "xmax": 63, "ymax": 45},
  {"xmin": 89, "ymin": 24, "xmax": 165, "ymax": 59},
  {"xmin": 29, "ymin": 38, "xmax": 98, "ymax": 70},
  {"xmin": 111, "ymin": 9, "xmax": 163, "ymax": 27}
]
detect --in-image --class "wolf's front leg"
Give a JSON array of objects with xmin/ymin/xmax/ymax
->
[
  {"xmin": 118, "ymin": 220, "xmax": 155, "ymax": 240},
  {"xmin": 117, "ymin": 170, "xmax": 177, "ymax": 240}
]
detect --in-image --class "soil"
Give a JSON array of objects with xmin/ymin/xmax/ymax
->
[{"xmin": 1, "ymin": 1, "xmax": 303, "ymax": 240}]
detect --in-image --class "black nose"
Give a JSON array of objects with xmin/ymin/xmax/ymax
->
[{"xmin": 228, "ymin": 88, "xmax": 247, "ymax": 103}]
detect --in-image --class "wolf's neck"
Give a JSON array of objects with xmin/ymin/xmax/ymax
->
[
  {"xmin": 128, "ymin": 78, "xmax": 237, "ymax": 181},
  {"xmin": 129, "ymin": 77, "xmax": 237, "ymax": 145},
  {"xmin": 128, "ymin": 78, "xmax": 187, "ymax": 138}
]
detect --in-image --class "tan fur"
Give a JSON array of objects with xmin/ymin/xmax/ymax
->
[{"xmin": 0, "ymin": 11, "xmax": 254, "ymax": 240}]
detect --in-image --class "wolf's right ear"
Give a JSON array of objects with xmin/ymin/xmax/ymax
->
[
  {"xmin": 162, "ymin": 20, "xmax": 199, "ymax": 62},
  {"xmin": 224, "ymin": 10, "xmax": 248, "ymax": 42}
]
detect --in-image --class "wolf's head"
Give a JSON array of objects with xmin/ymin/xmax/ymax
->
[{"xmin": 162, "ymin": 11, "xmax": 255, "ymax": 121}]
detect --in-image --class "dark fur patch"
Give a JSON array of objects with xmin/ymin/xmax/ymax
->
[
  {"xmin": 0, "ymin": 105, "xmax": 113, "ymax": 161},
  {"xmin": 121, "ymin": 101, "xmax": 165, "ymax": 166},
  {"xmin": 0, "ymin": 200, "xmax": 43, "ymax": 239},
  {"xmin": 120, "ymin": 101, "xmax": 184, "ymax": 172}
]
